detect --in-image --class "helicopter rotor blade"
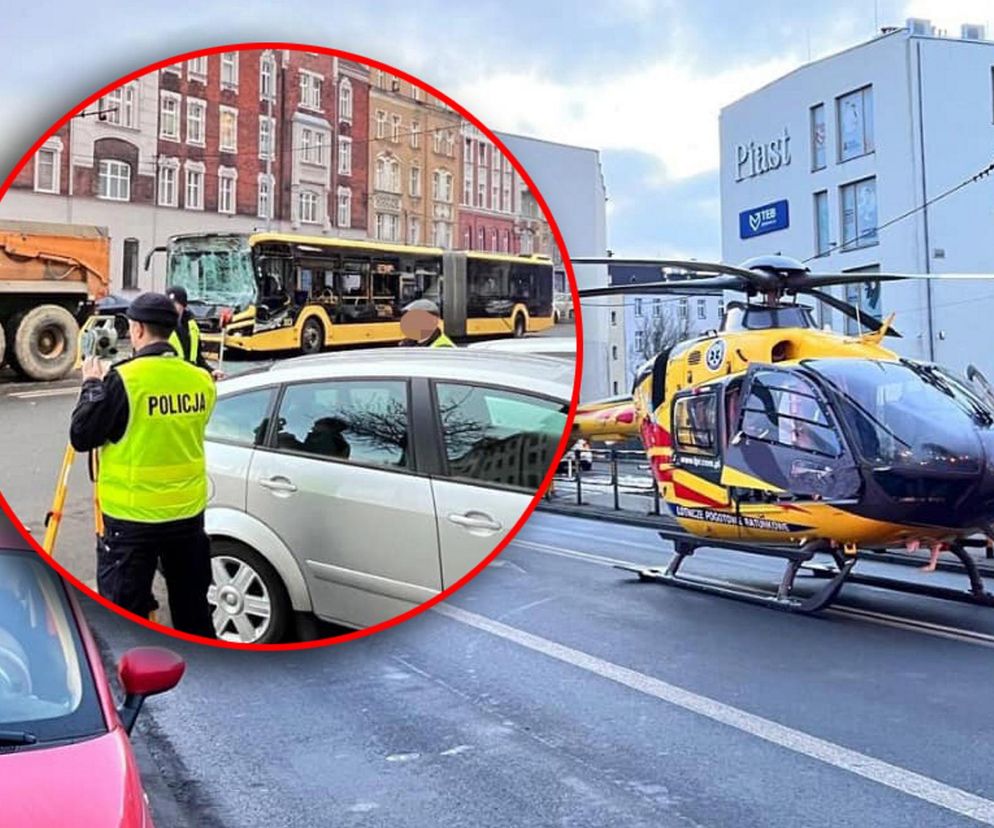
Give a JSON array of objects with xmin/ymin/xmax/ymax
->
[
  {"xmin": 786, "ymin": 272, "xmax": 907, "ymax": 290},
  {"xmin": 579, "ymin": 275, "xmax": 746, "ymax": 298},
  {"xmin": 800, "ymin": 287, "xmax": 902, "ymax": 338},
  {"xmin": 570, "ymin": 257, "xmax": 764, "ymax": 283}
]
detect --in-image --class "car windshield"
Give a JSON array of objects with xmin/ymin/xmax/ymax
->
[
  {"xmin": 0, "ymin": 552, "xmax": 104, "ymax": 744},
  {"xmin": 167, "ymin": 236, "xmax": 257, "ymax": 311},
  {"xmin": 804, "ymin": 359, "xmax": 985, "ymax": 471}
]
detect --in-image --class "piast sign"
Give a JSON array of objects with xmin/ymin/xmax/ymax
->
[{"xmin": 735, "ymin": 127, "xmax": 791, "ymax": 182}]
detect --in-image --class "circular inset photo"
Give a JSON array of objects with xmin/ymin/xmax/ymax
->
[{"xmin": 0, "ymin": 44, "xmax": 581, "ymax": 649}]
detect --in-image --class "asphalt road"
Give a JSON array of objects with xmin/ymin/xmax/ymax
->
[{"xmin": 80, "ymin": 510, "xmax": 994, "ymax": 827}]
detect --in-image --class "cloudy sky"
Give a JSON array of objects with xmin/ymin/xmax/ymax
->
[{"xmin": 0, "ymin": 0, "xmax": 989, "ymax": 258}]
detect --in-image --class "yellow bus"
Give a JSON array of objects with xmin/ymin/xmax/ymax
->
[{"xmin": 147, "ymin": 231, "xmax": 555, "ymax": 354}]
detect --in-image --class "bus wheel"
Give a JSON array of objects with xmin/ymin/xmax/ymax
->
[
  {"xmin": 300, "ymin": 317, "xmax": 325, "ymax": 355},
  {"xmin": 513, "ymin": 313, "xmax": 526, "ymax": 338}
]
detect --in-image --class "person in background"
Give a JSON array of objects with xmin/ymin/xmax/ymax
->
[
  {"xmin": 166, "ymin": 286, "xmax": 224, "ymax": 379},
  {"xmin": 398, "ymin": 299, "xmax": 455, "ymax": 348}
]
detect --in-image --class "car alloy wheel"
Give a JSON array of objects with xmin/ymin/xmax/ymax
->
[{"xmin": 208, "ymin": 555, "xmax": 273, "ymax": 643}]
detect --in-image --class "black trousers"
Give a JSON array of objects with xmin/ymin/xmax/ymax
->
[{"xmin": 96, "ymin": 514, "xmax": 215, "ymax": 639}]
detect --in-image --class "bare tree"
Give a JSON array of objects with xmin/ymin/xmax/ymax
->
[{"xmin": 629, "ymin": 302, "xmax": 691, "ymax": 366}]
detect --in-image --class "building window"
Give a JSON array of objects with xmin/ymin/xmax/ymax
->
[
  {"xmin": 409, "ymin": 164, "xmax": 421, "ymax": 197},
  {"xmin": 391, "ymin": 114, "xmax": 402, "ymax": 143},
  {"xmin": 220, "ymin": 52, "xmax": 239, "ymax": 89},
  {"xmin": 410, "ymin": 120, "xmax": 420, "ymax": 149},
  {"xmin": 102, "ymin": 83, "xmax": 138, "ymax": 128},
  {"xmin": 159, "ymin": 92, "xmax": 180, "ymax": 141},
  {"xmin": 477, "ymin": 178, "xmax": 486, "ymax": 208},
  {"xmin": 488, "ymin": 228, "xmax": 497, "ymax": 251},
  {"xmin": 158, "ymin": 162, "xmax": 178, "ymax": 207},
  {"xmin": 218, "ymin": 169, "xmax": 237, "ymax": 214},
  {"xmin": 477, "ymin": 227, "xmax": 485, "ymax": 249},
  {"xmin": 257, "ymin": 174, "xmax": 273, "ymax": 219},
  {"xmin": 185, "ymin": 165, "xmax": 204, "ymax": 210},
  {"xmin": 432, "ymin": 170, "xmax": 453, "ymax": 202},
  {"xmin": 122, "ymin": 238, "xmax": 139, "ymax": 290},
  {"xmin": 502, "ymin": 167, "xmax": 512, "ymax": 213},
  {"xmin": 653, "ymin": 298, "xmax": 661, "ymax": 317},
  {"xmin": 34, "ymin": 146, "xmax": 60, "ymax": 193},
  {"xmin": 300, "ymin": 70, "xmax": 322, "ymax": 110},
  {"xmin": 338, "ymin": 136, "xmax": 352, "ymax": 175},
  {"xmin": 187, "ymin": 56, "xmax": 208, "ymax": 83},
  {"xmin": 298, "ymin": 189, "xmax": 319, "ymax": 224},
  {"xmin": 336, "ymin": 187, "xmax": 351, "ymax": 228},
  {"xmin": 375, "ymin": 155, "xmax": 400, "ymax": 192},
  {"xmin": 501, "ymin": 230, "xmax": 509, "ymax": 253},
  {"xmin": 432, "ymin": 221, "xmax": 452, "ymax": 249},
  {"xmin": 810, "ymin": 103, "xmax": 826, "ymax": 171},
  {"xmin": 375, "ymin": 212, "xmax": 399, "ymax": 242},
  {"xmin": 300, "ymin": 128, "xmax": 327, "ymax": 166},
  {"xmin": 375, "ymin": 110, "xmax": 387, "ymax": 139},
  {"xmin": 634, "ymin": 331, "xmax": 645, "ymax": 354},
  {"xmin": 840, "ymin": 177, "xmax": 877, "ymax": 250},
  {"xmin": 97, "ymin": 159, "xmax": 130, "ymax": 201},
  {"xmin": 612, "ymin": 345, "xmax": 618, "ymax": 360},
  {"xmin": 842, "ymin": 265, "xmax": 882, "ymax": 335},
  {"xmin": 679, "ymin": 298, "xmax": 688, "ymax": 320},
  {"xmin": 408, "ymin": 217, "xmax": 420, "ymax": 245},
  {"xmin": 814, "ymin": 190, "xmax": 830, "ymax": 256},
  {"xmin": 718, "ymin": 299, "xmax": 725, "ymax": 320},
  {"xmin": 339, "ymin": 78, "xmax": 353, "ymax": 122},
  {"xmin": 634, "ymin": 297, "xmax": 643, "ymax": 317},
  {"xmin": 610, "ymin": 310, "xmax": 617, "ymax": 326},
  {"xmin": 837, "ymin": 86, "xmax": 874, "ymax": 162},
  {"xmin": 697, "ymin": 298, "xmax": 706, "ymax": 320},
  {"xmin": 186, "ymin": 98, "xmax": 206, "ymax": 146},
  {"xmin": 412, "ymin": 84, "xmax": 423, "ymax": 102},
  {"xmin": 258, "ymin": 116, "xmax": 275, "ymax": 160},
  {"xmin": 260, "ymin": 55, "xmax": 275, "ymax": 100},
  {"xmin": 219, "ymin": 106, "xmax": 238, "ymax": 152}
]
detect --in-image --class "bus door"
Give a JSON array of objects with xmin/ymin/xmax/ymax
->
[{"xmin": 441, "ymin": 251, "xmax": 467, "ymax": 337}]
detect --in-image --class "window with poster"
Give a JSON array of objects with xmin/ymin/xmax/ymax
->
[{"xmin": 836, "ymin": 86, "xmax": 874, "ymax": 162}]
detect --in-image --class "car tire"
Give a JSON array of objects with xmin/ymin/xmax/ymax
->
[
  {"xmin": 299, "ymin": 317, "xmax": 325, "ymax": 355},
  {"xmin": 553, "ymin": 309, "xmax": 560, "ymax": 325},
  {"xmin": 513, "ymin": 313, "xmax": 526, "ymax": 338},
  {"xmin": 208, "ymin": 539, "xmax": 291, "ymax": 644}
]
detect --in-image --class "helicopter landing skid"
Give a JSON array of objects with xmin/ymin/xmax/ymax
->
[{"xmin": 615, "ymin": 538, "xmax": 854, "ymax": 614}]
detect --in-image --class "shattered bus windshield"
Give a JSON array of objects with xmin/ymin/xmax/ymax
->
[{"xmin": 167, "ymin": 236, "xmax": 257, "ymax": 310}]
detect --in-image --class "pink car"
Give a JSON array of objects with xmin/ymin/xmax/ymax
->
[{"xmin": 0, "ymin": 531, "xmax": 185, "ymax": 827}]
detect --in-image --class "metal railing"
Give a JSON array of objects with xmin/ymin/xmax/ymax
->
[{"xmin": 551, "ymin": 447, "xmax": 661, "ymax": 514}]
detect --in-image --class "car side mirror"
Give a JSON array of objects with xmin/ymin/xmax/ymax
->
[{"xmin": 117, "ymin": 647, "xmax": 185, "ymax": 735}]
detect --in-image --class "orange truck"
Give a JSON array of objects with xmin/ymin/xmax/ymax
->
[{"xmin": 0, "ymin": 219, "xmax": 110, "ymax": 381}]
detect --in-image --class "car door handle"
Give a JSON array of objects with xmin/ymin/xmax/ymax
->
[
  {"xmin": 447, "ymin": 512, "xmax": 502, "ymax": 532},
  {"xmin": 258, "ymin": 476, "xmax": 297, "ymax": 493}
]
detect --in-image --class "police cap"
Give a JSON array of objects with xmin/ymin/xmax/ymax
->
[
  {"xmin": 166, "ymin": 285, "xmax": 189, "ymax": 306},
  {"xmin": 127, "ymin": 293, "xmax": 181, "ymax": 328}
]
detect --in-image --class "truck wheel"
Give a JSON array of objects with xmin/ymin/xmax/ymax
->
[
  {"xmin": 12, "ymin": 305, "xmax": 79, "ymax": 381},
  {"xmin": 299, "ymin": 317, "xmax": 325, "ymax": 355}
]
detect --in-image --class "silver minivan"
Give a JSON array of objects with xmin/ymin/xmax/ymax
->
[{"xmin": 204, "ymin": 349, "xmax": 573, "ymax": 643}]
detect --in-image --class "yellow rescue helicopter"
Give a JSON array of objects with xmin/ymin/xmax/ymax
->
[{"xmin": 573, "ymin": 254, "xmax": 994, "ymax": 613}]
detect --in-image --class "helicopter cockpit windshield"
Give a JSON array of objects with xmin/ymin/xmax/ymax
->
[
  {"xmin": 804, "ymin": 359, "xmax": 990, "ymax": 474},
  {"xmin": 722, "ymin": 303, "xmax": 816, "ymax": 333}
]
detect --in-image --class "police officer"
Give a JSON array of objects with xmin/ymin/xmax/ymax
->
[
  {"xmin": 166, "ymin": 285, "xmax": 223, "ymax": 379},
  {"xmin": 398, "ymin": 298, "xmax": 455, "ymax": 347},
  {"xmin": 70, "ymin": 293, "xmax": 217, "ymax": 637}
]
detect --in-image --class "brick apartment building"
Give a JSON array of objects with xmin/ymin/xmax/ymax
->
[
  {"xmin": 2, "ymin": 48, "xmax": 553, "ymax": 293},
  {"xmin": 367, "ymin": 69, "xmax": 461, "ymax": 247}
]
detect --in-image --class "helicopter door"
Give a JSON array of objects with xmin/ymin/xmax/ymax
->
[{"xmin": 721, "ymin": 366, "xmax": 861, "ymax": 501}]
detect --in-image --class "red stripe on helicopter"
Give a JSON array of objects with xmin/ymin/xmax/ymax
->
[{"xmin": 672, "ymin": 481, "xmax": 727, "ymax": 508}]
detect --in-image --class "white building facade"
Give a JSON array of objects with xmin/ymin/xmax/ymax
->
[
  {"xmin": 720, "ymin": 21, "xmax": 994, "ymax": 378},
  {"xmin": 497, "ymin": 133, "xmax": 620, "ymax": 401}
]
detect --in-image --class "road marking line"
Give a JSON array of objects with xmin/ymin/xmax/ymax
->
[
  {"xmin": 435, "ymin": 603, "xmax": 994, "ymax": 825},
  {"xmin": 512, "ymin": 539, "xmax": 994, "ymax": 648},
  {"xmin": 9, "ymin": 387, "xmax": 78, "ymax": 399}
]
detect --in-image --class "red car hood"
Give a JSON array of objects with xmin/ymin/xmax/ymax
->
[{"xmin": 0, "ymin": 728, "xmax": 150, "ymax": 827}]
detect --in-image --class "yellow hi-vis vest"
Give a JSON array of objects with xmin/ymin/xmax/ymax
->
[
  {"xmin": 97, "ymin": 354, "xmax": 217, "ymax": 523},
  {"xmin": 168, "ymin": 317, "xmax": 202, "ymax": 364},
  {"xmin": 430, "ymin": 331, "xmax": 455, "ymax": 348}
]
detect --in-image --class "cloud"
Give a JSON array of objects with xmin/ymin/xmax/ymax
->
[{"xmin": 453, "ymin": 55, "xmax": 798, "ymax": 182}]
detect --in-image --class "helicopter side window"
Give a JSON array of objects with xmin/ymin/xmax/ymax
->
[
  {"xmin": 740, "ymin": 371, "xmax": 841, "ymax": 458},
  {"xmin": 673, "ymin": 392, "xmax": 718, "ymax": 456}
]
